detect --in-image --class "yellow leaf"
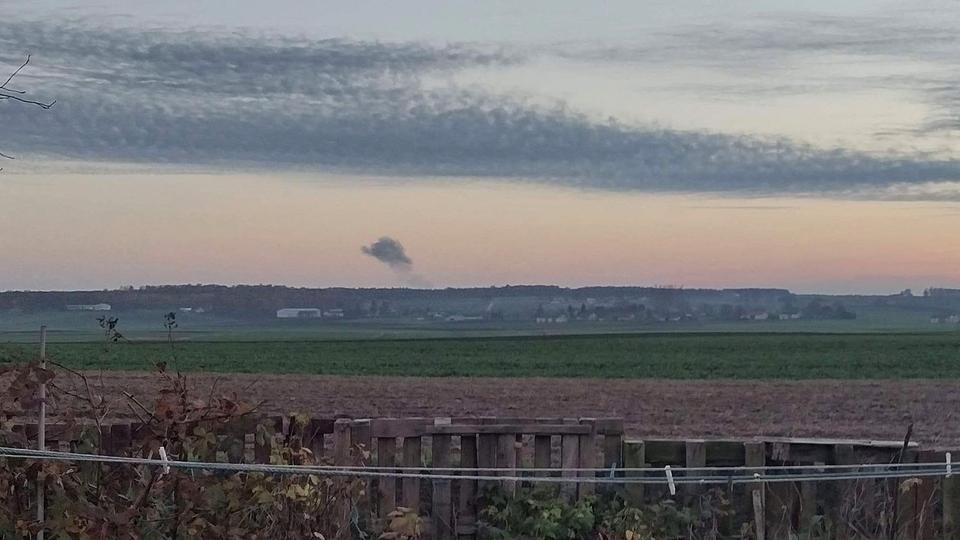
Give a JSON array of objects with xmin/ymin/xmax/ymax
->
[{"xmin": 900, "ymin": 477, "xmax": 922, "ymax": 493}]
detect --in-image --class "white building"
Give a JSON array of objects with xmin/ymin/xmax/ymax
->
[
  {"xmin": 276, "ymin": 308, "xmax": 322, "ymax": 319},
  {"xmin": 66, "ymin": 303, "xmax": 111, "ymax": 311},
  {"xmin": 446, "ymin": 314, "xmax": 483, "ymax": 322}
]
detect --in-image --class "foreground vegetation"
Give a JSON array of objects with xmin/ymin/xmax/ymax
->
[
  {"xmin": 0, "ymin": 360, "xmax": 750, "ymax": 539},
  {"xmin": 2, "ymin": 332, "xmax": 960, "ymax": 379}
]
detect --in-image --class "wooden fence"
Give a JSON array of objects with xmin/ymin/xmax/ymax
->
[{"xmin": 10, "ymin": 417, "xmax": 960, "ymax": 539}]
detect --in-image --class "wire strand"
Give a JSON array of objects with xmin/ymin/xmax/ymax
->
[
  {"xmin": 0, "ymin": 446, "xmax": 946, "ymax": 473},
  {"xmin": 1, "ymin": 446, "xmax": 953, "ymax": 486}
]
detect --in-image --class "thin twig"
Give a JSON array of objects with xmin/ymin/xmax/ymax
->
[
  {"xmin": 0, "ymin": 91, "xmax": 56, "ymax": 109},
  {"xmin": 0, "ymin": 54, "xmax": 31, "ymax": 90},
  {"xmin": 122, "ymin": 391, "xmax": 159, "ymax": 425}
]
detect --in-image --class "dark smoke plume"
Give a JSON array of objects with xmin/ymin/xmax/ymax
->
[
  {"xmin": 361, "ymin": 236, "xmax": 413, "ymax": 269},
  {"xmin": 361, "ymin": 236, "xmax": 431, "ymax": 287}
]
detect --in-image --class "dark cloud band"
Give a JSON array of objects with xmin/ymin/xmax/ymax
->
[{"xmin": 2, "ymin": 19, "xmax": 960, "ymax": 198}]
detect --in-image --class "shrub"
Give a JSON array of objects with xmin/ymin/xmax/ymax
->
[
  {"xmin": 477, "ymin": 486, "xmax": 733, "ymax": 540},
  {"xmin": 0, "ymin": 361, "xmax": 371, "ymax": 539}
]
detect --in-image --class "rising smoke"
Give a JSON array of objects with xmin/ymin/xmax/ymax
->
[
  {"xmin": 361, "ymin": 237, "xmax": 412, "ymax": 269},
  {"xmin": 361, "ymin": 236, "xmax": 431, "ymax": 287}
]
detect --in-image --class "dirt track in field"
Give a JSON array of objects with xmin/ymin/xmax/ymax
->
[{"xmin": 69, "ymin": 372, "xmax": 960, "ymax": 447}]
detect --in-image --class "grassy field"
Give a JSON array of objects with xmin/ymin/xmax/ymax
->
[
  {"xmin": 2, "ymin": 332, "xmax": 959, "ymax": 379},
  {"xmin": 0, "ymin": 303, "xmax": 953, "ymax": 344}
]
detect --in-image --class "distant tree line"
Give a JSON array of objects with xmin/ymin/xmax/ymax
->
[{"xmin": 0, "ymin": 284, "xmax": 793, "ymax": 319}]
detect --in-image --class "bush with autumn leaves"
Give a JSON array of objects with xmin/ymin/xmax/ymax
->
[{"xmin": 0, "ymin": 359, "xmax": 385, "ymax": 539}]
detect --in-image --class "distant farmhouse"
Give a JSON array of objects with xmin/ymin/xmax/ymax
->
[
  {"xmin": 446, "ymin": 314, "xmax": 483, "ymax": 322},
  {"xmin": 66, "ymin": 303, "xmax": 111, "ymax": 311},
  {"xmin": 276, "ymin": 307, "xmax": 346, "ymax": 320},
  {"xmin": 276, "ymin": 308, "xmax": 321, "ymax": 319}
]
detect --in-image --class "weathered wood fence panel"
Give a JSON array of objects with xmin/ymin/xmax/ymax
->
[{"xmin": 11, "ymin": 417, "xmax": 954, "ymax": 539}]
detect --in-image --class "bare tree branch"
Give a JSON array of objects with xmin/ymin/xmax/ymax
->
[
  {"xmin": 0, "ymin": 54, "xmax": 55, "ymax": 108},
  {"xmin": 1, "ymin": 54, "xmax": 56, "ymax": 164},
  {"xmin": 0, "ymin": 91, "xmax": 57, "ymax": 109},
  {"xmin": 0, "ymin": 54, "xmax": 31, "ymax": 90}
]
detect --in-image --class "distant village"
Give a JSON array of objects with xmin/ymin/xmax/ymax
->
[
  {"xmin": 8, "ymin": 285, "xmax": 960, "ymax": 327},
  {"xmin": 271, "ymin": 295, "xmax": 858, "ymax": 324}
]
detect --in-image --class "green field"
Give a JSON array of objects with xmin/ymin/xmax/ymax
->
[
  {"xmin": 2, "ymin": 332, "xmax": 960, "ymax": 379},
  {"xmin": 0, "ymin": 302, "xmax": 954, "ymax": 345}
]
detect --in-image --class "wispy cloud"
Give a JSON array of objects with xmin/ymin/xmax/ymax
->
[
  {"xmin": 3, "ymin": 18, "xmax": 960, "ymax": 199},
  {"xmin": 559, "ymin": 12, "xmax": 960, "ymax": 141}
]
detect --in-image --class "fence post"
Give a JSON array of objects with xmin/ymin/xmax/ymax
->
[
  {"xmin": 377, "ymin": 435, "xmax": 397, "ymax": 517},
  {"xmin": 602, "ymin": 423, "xmax": 623, "ymax": 470},
  {"xmin": 401, "ymin": 436, "xmax": 422, "ymax": 511},
  {"xmin": 799, "ymin": 474, "xmax": 818, "ymax": 537},
  {"xmin": 891, "ymin": 445, "xmax": 919, "ymax": 540},
  {"xmin": 560, "ymin": 427, "xmax": 580, "ymax": 503},
  {"xmin": 830, "ymin": 443, "xmax": 855, "ymax": 540},
  {"xmin": 37, "ymin": 325, "xmax": 47, "ymax": 540},
  {"xmin": 477, "ymin": 432, "xmax": 497, "ymax": 495},
  {"xmin": 944, "ymin": 456, "xmax": 960, "ymax": 540},
  {"xmin": 684, "ymin": 440, "xmax": 706, "ymax": 503},
  {"xmin": 916, "ymin": 451, "xmax": 937, "ymax": 540},
  {"xmin": 352, "ymin": 419, "xmax": 373, "ymax": 519},
  {"xmin": 892, "ymin": 449, "xmax": 936, "ymax": 540},
  {"xmin": 458, "ymin": 434, "xmax": 478, "ymax": 540},
  {"xmin": 496, "ymin": 433, "xmax": 517, "ymax": 494},
  {"xmin": 432, "ymin": 434, "xmax": 453, "ymax": 540},
  {"xmin": 896, "ymin": 478, "xmax": 917, "ymax": 540},
  {"xmin": 333, "ymin": 419, "xmax": 352, "ymax": 464},
  {"xmin": 578, "ymin": 419, "xmax": 597, "ymax": 499},
  {"xmin": 332, "ymin": 418, "xmax": 353, "ymax": 531},
  {"xmin": 623, "ymin": 440, "xmax": 646, "ymax": 505},
  {"xmin": 744, "ymin": 442, "xmax": 765, "ymax": 540},
  {"xmin": 601, "ymin": 420, "xmax": 623, "ymax": 497}
]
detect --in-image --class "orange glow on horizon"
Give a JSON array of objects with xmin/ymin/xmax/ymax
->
[{"xmin": 2, "ymin": 173, "xmax": 959, "ymax": 294}]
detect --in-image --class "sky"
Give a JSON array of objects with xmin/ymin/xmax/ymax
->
[{"xmin": 2, "ymin": 0, "xmax": 960, "ymax": 293}]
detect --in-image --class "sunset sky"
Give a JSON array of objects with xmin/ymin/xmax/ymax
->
[{"xmin": 2, "ymin": 1, "xmax": 960, "ymax": 293}]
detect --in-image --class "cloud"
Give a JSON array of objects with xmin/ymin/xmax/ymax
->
[
  {"xmin": 361, "ymin": 237, "xmax": 412, "ymax": 269},
  {"xmin": 558, "ymin": 12, "xmax": 960, "ymax": 144},
  {"xmin": 3, "ymin": 18, "xmax": 960, "ymax": 199},
  {"xmin": 567, "ymin": 13, "xmax": 960, "ymax": 72}
]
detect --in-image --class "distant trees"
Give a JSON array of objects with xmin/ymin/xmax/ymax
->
[
  {"xmin": 801, "ymin": 299, "xmax": 856, "ymax": 320},
  {"xmin": 0, "ymin": 285, "xmax": 863, "ymax": 323}
]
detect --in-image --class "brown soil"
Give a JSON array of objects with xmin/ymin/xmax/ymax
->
[{"xmin": 59, "ymin": 373, "xmax": 960, "ymax": 447}]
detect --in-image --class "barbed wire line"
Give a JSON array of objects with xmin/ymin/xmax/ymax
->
[{"xmin": 1, "ymin": 446, "xmax": 955, "ymax": 486}]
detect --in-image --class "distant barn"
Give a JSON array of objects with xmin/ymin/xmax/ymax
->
[
  {"xmin": 66, "ymin": 303, "xmax": 111, "ymax": 311},
  {"xmin": 276, "ymin": 308, "xmax": 321, "ymax": 319}
]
